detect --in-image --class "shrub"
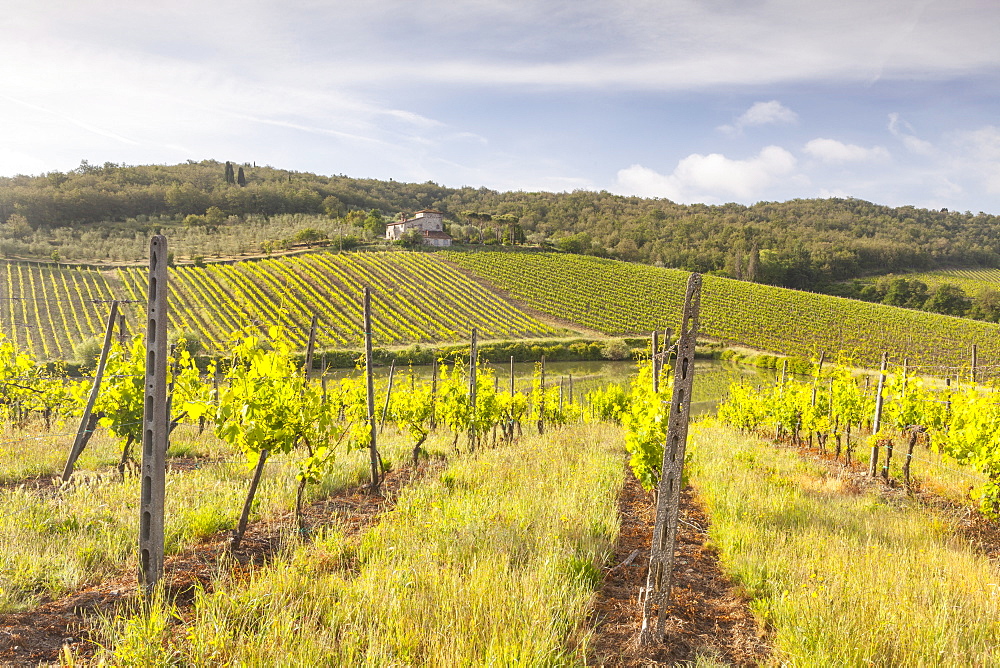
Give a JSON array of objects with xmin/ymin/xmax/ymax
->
[{"xmin": 601, "ymin": 339, "xmax": 631, "ymax": 361}]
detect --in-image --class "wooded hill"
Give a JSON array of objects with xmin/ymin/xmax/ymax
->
[{"xmin": 3, "ymin": 159, "xmax": 1000, "ymax": 290}]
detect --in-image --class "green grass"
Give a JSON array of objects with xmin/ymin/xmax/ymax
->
[
  {"xmin": 0, "ymin": 424, "xmax": 121, "ymax": 483},
  {"xmin": 688, "ymin": 421, "xmax": 1000, "ymax": 665},
  {"xmin": 92, "ymin": 424, "xmax": 623, "ymax": 666},
  {"xmin": 0, "ymin": 427, "xmax": 425, "ymax": 612}
]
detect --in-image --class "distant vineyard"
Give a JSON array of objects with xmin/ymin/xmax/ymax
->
[
  {"xmin": 0, "ymin": 263, "xmax": 118, "ymax": 359},
  {"xmin": 903, "ymin": 268, "xmax": 1000, "ymax": 293},
  {"xmin": 0, "ymin": 252, "xmax": 562, "ymax": 359},
  {"xmin": 446, "ymin": 251, "xmax": 1000, "ymax": 374}
]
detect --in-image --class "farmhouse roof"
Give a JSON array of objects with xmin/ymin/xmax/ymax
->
[{"xmin": 423, "ymin": 230, "xmax": 452, "ymax": 239}]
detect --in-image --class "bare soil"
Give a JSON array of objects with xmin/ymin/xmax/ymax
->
[{"xmin": 587, "ymin": 469, "xmax": 770, "ymax": 667}]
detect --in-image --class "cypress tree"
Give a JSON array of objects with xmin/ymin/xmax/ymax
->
[
  {"xmin": 237, "ymin": 166, "xmax": 247, "ymax": 187},
  {"xmin": 224, "ymin": 161, "xmax": 235, "ymax": 184}
]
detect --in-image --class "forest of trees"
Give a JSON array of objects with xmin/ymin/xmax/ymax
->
[{"xmin": 2, "ymin": 159, "xmax": 1000, "ymax": 290}]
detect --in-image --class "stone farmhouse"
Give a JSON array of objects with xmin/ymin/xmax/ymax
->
[{"xmin": 385, "ymin": 209, "xmax": 453, "ymax": 247}]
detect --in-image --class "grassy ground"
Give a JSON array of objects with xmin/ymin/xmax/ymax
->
[
  {"xmin": 91, "ymin": 424, "xmax": 623, "ymax": 666},
  {"xmin": 0, "ymin": 423, "xmax": 424, "ymax": 613},
  {"xmin": 689, "ymin": 421, "xmax": 1000, "ymax": 666}
]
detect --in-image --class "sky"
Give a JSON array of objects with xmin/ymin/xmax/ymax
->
[{"xmin": 2, "ymin": 0, "xmax": 1000, "ymax": 213}]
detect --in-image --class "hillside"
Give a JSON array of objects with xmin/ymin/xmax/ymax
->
[
  {"xmin": 3, "ymin": 160, "xmax": 1000, "ymax": 290},
  {"xmin": 446, "ymin": 251, "xmax": 1000, "ymax": 375},
  {"xmin": 0, "ymin": 252, "xmax": 564, "ymax": 360},
  {"xmin": 4, "ymin": 249, "xmax": 999, "ymax": 377}
]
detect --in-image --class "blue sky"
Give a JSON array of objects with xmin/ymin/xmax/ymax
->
[{"xmin": 3, "ymin": 0, "xmax": 1000, "ymax": 213}]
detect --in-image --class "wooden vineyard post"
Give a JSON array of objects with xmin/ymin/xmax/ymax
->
[
  {"xmin": 945, "ymin": 377, "xmax": 952, "ymax": 424},
  {"xmin": 971, "ymin": 344, "xmax": 979, "ymax": 384},
  {"xmin": 139, "ymin": 236, "xmax": 168, "ymax": 591},
  {"xmin": 430, "ymin": 360, "xmax": 438, "ymax": 430},
  {"xmin": 509, "ymin": 355, "xmax": 515, "ymax": 397},
  {"xmin": 508, "ymin": 355, "xmax": 517, "ymax": 442},
  {"xmin": 380, "ymin": 360, "xmax": 396, "ymax": 431},
  {"xmin": 62, "ymin": 299, "xmax": 119, "ymax": 481},
  {"xmin": 660, "ymin": 328, "xmax": 673, "ymax": 387},
  {"xmin": 640, "ymin": 272, "xmax": 701, "ymax": 644},
  {"xmin": 303, "ymin": 314, "xmax": 318, "ymax": 378},
  {"xmin": 774, "ymin": 359, "xmax": 789, "ymax": 440},
  {"xmin": 118, "ymin": 310, "xmax": 127, "ymax": 346},
  {"xmin": 809, "ymin": 385, "xmax": 818, "ymax": 450},
  {"xmin": 869, "ymin": 352, "xmax": 888, "ymax": 477},
  {"xmin": 902, "ymin": 426, "xmax": 924, "ymax": 492},
  {"xmin": 537, "ymin": 354, "xmax": 546, "ymax": 435},
  {"xmin": 469, "ymin": 328, "xmax": 478, "ymax": 451},
  {"xmin": 652, "ymin": 330, "xmax": 659, "ymax": 394},
  {"xmin": 363, "ymin": 288, "xmax": 380, "ymax": 494}
]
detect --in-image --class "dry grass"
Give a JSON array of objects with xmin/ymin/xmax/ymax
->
[
  {"xmin": 690, "ymin": 421, "xmax": 1000, "ymax": 666},
  {"xmin": 93, "ymin": 425, "xmax": 624, "ymax": 666}
]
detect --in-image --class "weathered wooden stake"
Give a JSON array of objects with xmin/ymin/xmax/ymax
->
[
  {"xmin": 62, "ymin": 300, "xmax": 119, "ymax": 481},
  {"xmin": 945, "ymin": 377, "xmax": 952, "ymax": 425},
  {"xmin": 468, "ymin": 328, "xmax": 478, "ymax": 451},
  {"xmin": 902, "ymin": 426, "xmax": 924, "ymax": 491},
  {"xmin": 537, "ymin": 354, "xmax": 546, "ymax": 435},
  {"xmin": 506, "ymin": 355, "xmax": 516, "ymax": 442},
  {"xmin": 661, "ymin": 328, "xmax": 673, "ymax": 385},
  {"xmin": 640, "ymin": 273, "xmax": 701, "ymax": 644},
  {"xmin": 380, "ymin": 360, "xmax": 396, "ymax": 431},
  {"xmin": 138, "ymin": 236, "xmax": 168, "ymax": 591},
  {"xmin": 303, "ymin": 314, "xmax": 318, "ymax": 378},
  {"xmin": 118, "ymin": 310, "xmax": 127, "ymax": 346},
  {"xmin": 809, "ymin": 385, "xmax": 818, "ymax": 450},
  {"xmin": 882, "ymin": 437, "xmax": 894, "ymax": 480},
  {"xmin": 363, "ymin": 288, "xmax": 379, "ymax": 494},
  {"xmin": 652, "ymin": 330, "xmax": 660, "ymax": 394},
  {"xmin": 869, "ymin": 352, "xmax": 888, "ymax": 477},
  {"xmin": 232, "ymin": 449, "xmax": 268, "ymax": 551},
  {"xmin": 972, "ymin": 344, "xmax": 979, "ymax": 383},
  {"xmin": 430, "ymin": 360, "xmax": 438, "ymax": 430}
]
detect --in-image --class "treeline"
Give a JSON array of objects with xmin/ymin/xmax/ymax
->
[
  {"xmin": 830, "ymin": 276, "xmax": 1000, "ymax": 322},
  {"xmin": 3, "ymin": 159, "xmax": 1000, "ymax": 288}
]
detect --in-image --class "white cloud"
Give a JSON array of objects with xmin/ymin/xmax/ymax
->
[
  {"xmin": 888, "ymin": 112, "xmax": 934, "ymax": 155},
  {"xmin": 615, "ymin": 146, "xmax": 797, "ymax": 203},
  {"xmin": 953, "ymin": 126, "xmax": 1000, "ymax": 162},
  {"xmin": 803, "ymin": 138, "xmax": 889, "ymax": 163},
  {"xmin": 719, "ymin": 101, "xmax": 798, "ymax": 134},
  {"xmin": 951, "ymin": 126, "xmax": 1000, "ymax": 195},
  {"xmin": 6, "ymin": 2, "xmax": 1000, "ymax": 99}
]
